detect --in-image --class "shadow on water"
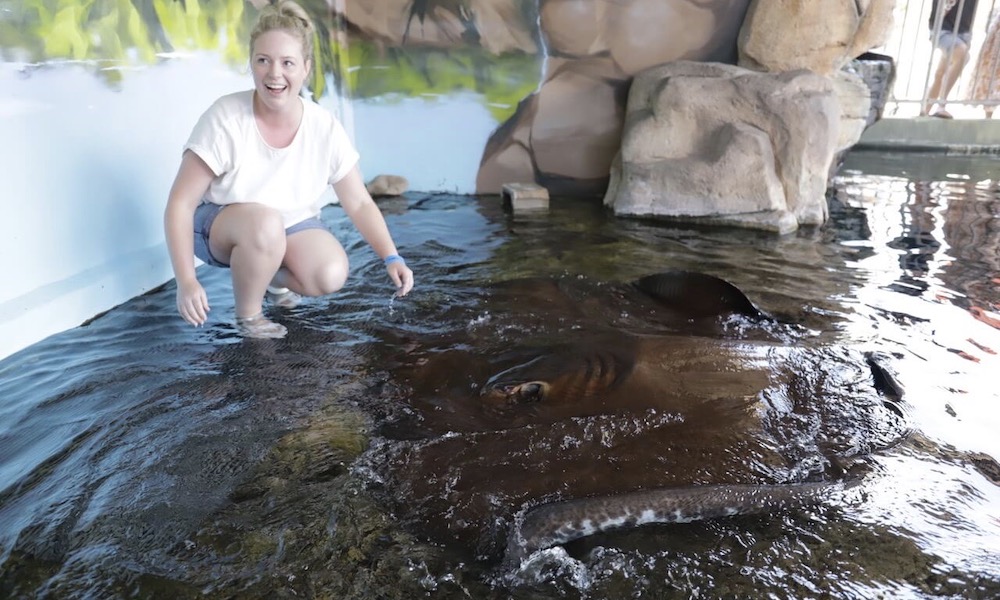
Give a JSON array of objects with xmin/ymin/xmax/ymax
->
[{"xmin": 2, "ymin": 157, "xmax": 1000, "ymax": 598}]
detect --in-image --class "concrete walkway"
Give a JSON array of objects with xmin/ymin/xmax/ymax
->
[{"xmin": 855, "ymin": 117, "xmax": 1000, "ymax": 154}]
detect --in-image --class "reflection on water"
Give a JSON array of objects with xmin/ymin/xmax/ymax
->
[{"xmin": 1, "ymin": 154, "xmax": 1000, "ymax": 598}]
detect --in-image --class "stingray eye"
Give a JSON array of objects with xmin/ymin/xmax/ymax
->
[{"xmin": 517, "ymin": 382, "xmax": 547, "ymax": 402}]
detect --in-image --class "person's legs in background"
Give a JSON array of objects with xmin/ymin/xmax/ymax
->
[{"xmin": 923, "ymin": 31, "xmax": 972, "ymax": 118}]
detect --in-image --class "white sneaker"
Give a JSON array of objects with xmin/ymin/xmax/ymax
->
[
  {"xmin": 235, "ymin": 312, "xmax": 287, "ymax": 339},
  {"xmin": 266, "ymin": 286, "xmax": 301, "ymax": 309}
]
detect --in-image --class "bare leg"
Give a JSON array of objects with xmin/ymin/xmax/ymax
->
[
  {"xmin": 272, "ymin": 228, "xmax": 350, "ymax": 297},
  {"xmin": 924, "ymin": 42, "xmax": 970, "ymax": 116},
  {"xmin": 208, "ymin": 203, "xmax": 287, "ymax": 336}
]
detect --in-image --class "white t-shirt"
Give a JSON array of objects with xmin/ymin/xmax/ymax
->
[{"xmin": 184, "ymin": 90, "xmax": 360, "ymax": 228}]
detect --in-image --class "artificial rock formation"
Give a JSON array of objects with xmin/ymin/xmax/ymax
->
[
  {"xmin": 477, "ymin": 0, "xmax": 752, "ymax": 195},
  {"xmin": 738, "ymin": 0, "xmax": 896, "ymax": 75},
  {"xmin": 736, "ymin": 0, "xmax": 889, "ymax": 197},
  {"xmin": 603, "ymin": 62, "xmax": 841, "ymax": 234},
  {"xmin": 334, "ymin": 0, "xmax": 895, "ymax": 221},
  {"xmin": 598, "ymin": 0, "xmax": 891, "ymax": 231}
]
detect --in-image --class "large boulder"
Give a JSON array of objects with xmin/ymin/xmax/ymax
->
[
  {"xmin": 604, "ymin": 61, "xmax": 841, "ymax": 233},
  {"xmin": 738, "ymin": 0, "xmax": 896, "ymax": 75}
]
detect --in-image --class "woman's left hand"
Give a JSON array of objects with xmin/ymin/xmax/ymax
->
[{"xmin": 387, "ymin": 261, "xmax": 414, "ymax": 296}]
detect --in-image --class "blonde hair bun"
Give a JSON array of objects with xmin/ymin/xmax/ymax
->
[{"xmin": 249, "ymin": 0, "xmax": 315, "ymax": 63}]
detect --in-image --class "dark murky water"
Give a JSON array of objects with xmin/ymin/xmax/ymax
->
[{"xmin": 2, "ymin": 152, "xmax": 1000, "ymax": 599}]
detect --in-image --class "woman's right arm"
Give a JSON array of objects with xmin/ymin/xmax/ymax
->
[{"xmin": 164, "ymin": 150, "xmax": 216, "ymax": 326}]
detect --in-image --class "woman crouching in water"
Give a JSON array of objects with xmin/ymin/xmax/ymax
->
[{"xmin": 164, "ymin": 0, "xmax": 413, "ymax": 338}]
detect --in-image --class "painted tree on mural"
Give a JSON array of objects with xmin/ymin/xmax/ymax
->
[
  {"xmin": 2, "ymin": 0, "xmax": 253, "ymax": 87},
  {"xmin": 0, "ymin": 0, "xmax": 541, "ymax": 120}
]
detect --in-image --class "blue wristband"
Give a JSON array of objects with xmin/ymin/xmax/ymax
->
[{"xmin": 383, "ymin": 254, "xmax": 405, "ymax": 266}]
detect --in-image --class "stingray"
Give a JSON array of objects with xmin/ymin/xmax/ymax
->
[{"xmin": 358, "ymin": 271, "xmax": 909, "ymax": 565}]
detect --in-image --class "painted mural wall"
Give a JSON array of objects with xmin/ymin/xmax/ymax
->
[{"xmin": 0, "ymin": 0, "xmax": 750, "ymax": 360}]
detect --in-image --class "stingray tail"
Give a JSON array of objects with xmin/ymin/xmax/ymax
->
[{"xmin": 504, "ymin": 481, "xmax": 854, "ymax": 567}]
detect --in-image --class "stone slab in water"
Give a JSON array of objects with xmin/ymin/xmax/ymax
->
[{"xmin": 502, "ymin": 182, "xmax": 550, "ymax": 211}]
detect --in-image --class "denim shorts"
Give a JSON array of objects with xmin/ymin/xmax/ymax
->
[
  {"xmin": 193, "ymin": 202, "xmax": 329, "ymax": 268},
  {"xmin": 933, "ymin": 30, "xmax": 972, "ymax": 51}
]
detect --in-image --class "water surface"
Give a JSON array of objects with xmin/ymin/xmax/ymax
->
[{"xmin": 1, "ymin": 152, "xmax": 999, "ymax": 599}]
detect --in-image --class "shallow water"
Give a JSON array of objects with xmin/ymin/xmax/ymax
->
[{"xmin": 2, "ymin": 152, "xmax": 1000, "ymax": 599}]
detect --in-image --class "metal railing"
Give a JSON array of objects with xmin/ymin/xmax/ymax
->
[{"xmin": 880, "ymin": 0, "xmax": 1000, "ymax": 118}]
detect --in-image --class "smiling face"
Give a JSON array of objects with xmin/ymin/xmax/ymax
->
[{"xmin": 250, "ymin": 29, "xmax": 311, "ymax": 114}]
